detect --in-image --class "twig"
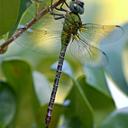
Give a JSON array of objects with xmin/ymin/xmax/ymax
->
[{"xmin": 0, "ymin": 0, "xmax": 65, "ymax": 54}]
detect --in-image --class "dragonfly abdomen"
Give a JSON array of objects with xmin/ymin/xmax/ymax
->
[
  {"xmin": 61, "ymin": 31, "xmax": 71, "ymax": 46},
  {"xmin": 45, "ymin": 45, "xmax": 67, "ymax": 128}
]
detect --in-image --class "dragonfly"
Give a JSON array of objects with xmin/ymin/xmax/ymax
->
[{"xmin": 42, "ymin": 0, "xmax": 124, "ymax": 127}]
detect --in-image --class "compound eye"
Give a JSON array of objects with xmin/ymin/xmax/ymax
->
[{"xmin": 70, "ymin": 0, "xmax": 84, "ymax": 14}]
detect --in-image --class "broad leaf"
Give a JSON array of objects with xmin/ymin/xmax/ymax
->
[
  {"xmin": 2, "ymin": 59, "xmax": 40, "ymax": 128},
  {"xmin": 99, "ymin": 107, "xmax": 128, "ymax": 128},
  {"xmin": 0, "ymin": 81, "xmax": 16, "ymax": 127},
  {"xmin": 78, "ymin": 76, "xmax": 116, "ymax": 127},
  {"xmin": 0, "ymin": 0, "xmax": 20, "ymax": 36},
  {"xmin": 64, "ymin": 78, "xmax": 94, "ymax": 128}
]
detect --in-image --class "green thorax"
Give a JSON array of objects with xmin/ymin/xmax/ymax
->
[
  {"xmin": 63, "ymin": 12, "xmax": 82, "ymax": 33},
  {"xmin": 61, "ymin": 12, "xmax": 82, "ymax": 46}
]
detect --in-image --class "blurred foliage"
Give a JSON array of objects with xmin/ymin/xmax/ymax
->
[
  {"xmin": 0, "ymin": 0, "xmax": 31, "ymax": 37},
  {"xmin": 0, "ymin": 0, "xmax": 128, "ymax": 128}
]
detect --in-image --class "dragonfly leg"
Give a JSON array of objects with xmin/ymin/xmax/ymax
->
[
  {"xmin": 55, "ymin": 0, "xmax": 70, "ymax": 12},
  {"xmin": 49, "ymin": 0, "xmax": 69, "ymax": 20},
  {"xmin": 49, "ymin": 7, "xmax": 65, "ymax": 20},
  {"xmin": 55, "ymin": 6, "xmax": 67, "ymax": 12},
  {"xmin": 53, "ymin": 14, "xmax": 65, "ymax": 20}
]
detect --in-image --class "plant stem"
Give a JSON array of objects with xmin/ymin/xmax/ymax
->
[{"xmin": 0, "ymin": 0, "xmax": 65, "ymax": 54}]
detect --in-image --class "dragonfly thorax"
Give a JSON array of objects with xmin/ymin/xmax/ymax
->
[
  {"xmin": 61, "ymin": 12, "xmax": 82, "ymax": 46},
  {"xmin": 63, "ymin": 12, "xmax": 82, "ymax": 32}
]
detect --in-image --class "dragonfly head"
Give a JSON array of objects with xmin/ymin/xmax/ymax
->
[{"xmin": 70, "ymin": 0, "xmax": 84, "ymax": 15}]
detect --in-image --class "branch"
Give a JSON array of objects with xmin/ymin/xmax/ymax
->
[{"xmin": 0, "ymin": 0, "xmax": 65, "ymax": 54}]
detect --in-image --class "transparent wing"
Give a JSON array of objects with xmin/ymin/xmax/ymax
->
[
  {"xmin": 69, "ymin": 23, "xmax": 124, "ymax": 66},
  {"xmin": 79, "ymin": 23, "xmax": 124, "ymax": 46},
  {"xmin": 15, "ymin": 14, "xmax": 63, "ymax": 54},
  {"xmin": 68, "ymin": 35, "xmax": 108, "ymax": 66}
]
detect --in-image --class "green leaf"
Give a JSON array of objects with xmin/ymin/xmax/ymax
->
[
  {"xmin": 0, "ymin": 81, "xmax": 16, "ymax": 127},
  {"xmin": 65, "ymin": 78, "xmax": 94, "ymax": 128},
  {"xmin": 19, "ymin": 0, "xmax": 53, "ymax": 25},
  {"xmin": 99, "ymin": 107, "xmax": 128, "ymax": 128},
  {"xmin": 2, "ymin": 59, "xmax": 40, "ymax": 128},
  {"xmin": 8, "ymin": 0, "xmax": 32, "ymax": 37},
  {"xmin": 84, "ymin": 65, "xmax": 111, "ymax": 96},
  {"xmin": 18, "ymin": 0, "xmax": 31, "ymax": 20},
  {"xmin": 18, "ymin": 1, "xmax": 35, "ymax": 25},
  {"xmin": 78, "ymin": 76, "xmax": 116, "ymax": 127},
  {"xmin": 0, "ymin": 0, "xmax": 21, "ymax": 36}
]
